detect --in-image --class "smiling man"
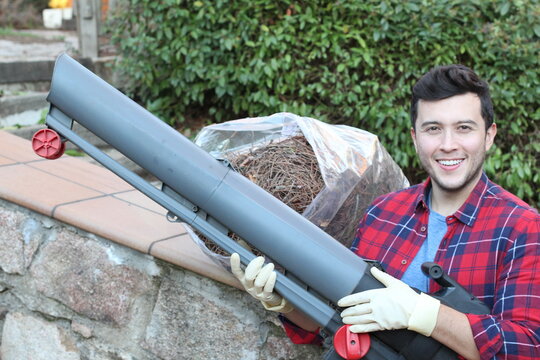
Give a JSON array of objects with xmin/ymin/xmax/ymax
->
[
  {"xmin": 412, "ymin": 92, "xmax": 497, "ymax": 215},
  {"xmin": 231, "ymin": 65, "xmax": 540, "ymax": 359}
]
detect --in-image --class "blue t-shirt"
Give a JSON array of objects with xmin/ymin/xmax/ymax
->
[{"xmin": 400, "ymin": 194, "xmax": 447, "ymax": 292}]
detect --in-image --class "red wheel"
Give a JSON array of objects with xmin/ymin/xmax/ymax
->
[
  {"xmin": 44, "ymin": 141, "xmax": 66, "ymax": 160},
  {"xmin": 32, "ymin": 129, "xmax": 65, "ymax": 159}
]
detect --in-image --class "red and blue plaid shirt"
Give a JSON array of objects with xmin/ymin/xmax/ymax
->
[{"xmin": 283, "ymin": 173, "xmax": 540, "ymax": 359}]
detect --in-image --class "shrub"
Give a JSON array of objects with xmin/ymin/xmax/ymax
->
[
  {"xmin": 108, "ymin": 0, "xmax": 539, "ymax": 208},
  {"xmin": 0, "ymin": 0, "xmax": 45, "ymax": 28}
]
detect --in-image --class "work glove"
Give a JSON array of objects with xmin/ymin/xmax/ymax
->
[
  {"xmin": 338, "ymin": 267, "xmax": 441, "ymax": 337},
  {"xmin": 230, "ymin": 253, "xmax": 293, "ymax": 313}
]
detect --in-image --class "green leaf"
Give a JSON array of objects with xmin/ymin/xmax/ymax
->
[
  {"xmin": 499, "ymin": 2, "xmax": 510, "ymax": 16},
  {"xmin": 405, "ymin": 3, "xmax": 420, "ymax": 12},
  {"xmin": 534, "ymin": 24, "xmax": 540, "ymax": 38}
]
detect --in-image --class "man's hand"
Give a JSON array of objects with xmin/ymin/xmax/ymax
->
[
  {"xmin": 338, "ymin": 267, "xmax": 440, "ymax": 336},
  {"xmin": 230, "ymin": 253, "xmax": 293, "ymax": 313}
]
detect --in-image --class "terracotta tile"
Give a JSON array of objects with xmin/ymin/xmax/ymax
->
[
  {"xmin": 113, "ymin": 188, "xmax": 169, "ymax": 215},
  {"xmin": 0, "ymin": 131, "xmax": 240, "ymax": 289},
  {"xmin": 0, "ymin": 164, "xmax": 102, "ymax": 216},
  {"xmin": 0, "ymin": 155, "xmax": 16, "ymax": 166},
  {"xmin": 53, "ymin": 196, "xmax": 185, "ymax": 254},
  {"xmin": 149, "ymin": 233, "xmax": 240, "ymax": 288},
  {"xmin": 30, "ymin": 156, "xmax": 133, "ymax": 194},
  {"xmin": 0, "ymin": 131, "xmax": 43, "ymax": 163}
]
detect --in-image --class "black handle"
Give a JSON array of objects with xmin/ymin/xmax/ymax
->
[{"xmin": 421, "ymin": 262, "xmax": 490, "ymax": 315}]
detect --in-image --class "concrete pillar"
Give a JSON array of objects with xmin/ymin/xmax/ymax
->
[{"xmin": 75, "ymin": 0, "xmax": 100, "ymax": 58}]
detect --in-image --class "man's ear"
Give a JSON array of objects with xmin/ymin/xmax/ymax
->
[
  {"xmin": 485, "ymin": 123, "xmax": 497, "ymax": 151},
  {"xmin": 410, "ymin": 127, "xmax": 418, "ymax": 152}
]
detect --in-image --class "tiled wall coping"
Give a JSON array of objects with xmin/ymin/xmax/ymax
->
[{"xmin": 0, "ymin": 130, "xmax": 240, "ymax": 288}]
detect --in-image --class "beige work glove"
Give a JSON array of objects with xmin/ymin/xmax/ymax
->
[
  {"xmin": 338, "ymin": 267, "xmax": 441, "ymax": 337},
  {"xmin": 230, "ymin": 253, "xmax": 293, "ymax": 313}
]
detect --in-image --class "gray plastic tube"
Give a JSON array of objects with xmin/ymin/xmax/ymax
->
[{"xmin": 46, "ymin": 53, "xmax": 381, "ymax": 332}]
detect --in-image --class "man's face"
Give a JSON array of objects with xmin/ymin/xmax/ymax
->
[{"xmin": 411, "ymin": 93, "xmax": 497, "ymax": 197}]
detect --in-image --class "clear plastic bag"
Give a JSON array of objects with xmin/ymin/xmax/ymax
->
[{"xmin": 192, "ymin": 112, "xmax": 409, "ymax": 265}]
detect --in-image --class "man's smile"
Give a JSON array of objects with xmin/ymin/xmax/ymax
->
[{"xmin": 436, "ymin": 159, "xmax": 464, "ymax": 168}]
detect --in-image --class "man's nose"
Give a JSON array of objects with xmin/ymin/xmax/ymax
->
[{"xmin": 439, "ymin": 130, "xmax": 458, "ymax": 151}]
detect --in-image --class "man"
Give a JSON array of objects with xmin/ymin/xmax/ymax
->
[{"xmin": 230, "ymin": 65, "xmax": 540, "ymax": 359}]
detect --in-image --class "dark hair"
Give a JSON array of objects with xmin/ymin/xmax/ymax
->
[{"xmin": 410, "ymin": 64, "xmax": 494, "ymax": 129}]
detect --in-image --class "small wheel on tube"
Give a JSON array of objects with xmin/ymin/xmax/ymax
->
[{"xmin": 31, "ymin": 129, "xmax": 65, "ymax": 159}]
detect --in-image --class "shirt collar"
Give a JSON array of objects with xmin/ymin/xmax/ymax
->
[
  {"xmin": 414, "ymin": 172, "xmax": 490, "ymax": 227},
  {"xmin": 414, "ymin": 178, "xmax": 431, "ymax": 212}
]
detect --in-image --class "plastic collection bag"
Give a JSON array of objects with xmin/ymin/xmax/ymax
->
[{"xmin": 192, "ymin": 112, "xmax": 409, "ymax": 265}]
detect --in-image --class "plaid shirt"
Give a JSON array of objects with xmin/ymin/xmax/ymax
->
[{"xmin": 282, "ymin": 173, "xmax": 540, "ymax": 359}]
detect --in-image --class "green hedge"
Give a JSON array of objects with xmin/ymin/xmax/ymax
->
[{"xmin": 108, "ymin": 0, "xmax": 539, "ymax": 208}]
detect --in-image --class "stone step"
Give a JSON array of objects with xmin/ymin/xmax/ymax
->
[
  {"xmin": 0, "ymin": 92, "xmax": 48, "ymax": 117},
  {"xmin": 0, "ymin": 60, "xmax": 56, "ymax": 85},
  {"xmin": 0, "ymin": 58, "xmax": 96, "ymax": 86},
  {"xmin": 0, "ymin": 92, "xmax": 48, "ymax": 128}
]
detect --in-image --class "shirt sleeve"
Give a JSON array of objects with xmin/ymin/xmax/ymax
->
[
  {"xmin": 466, "ymin": 217, "xmax": 540, "ymax": 359},
  {"xmin": 278, "ymin": 314, "xmax": 323, "ymax": 345}
]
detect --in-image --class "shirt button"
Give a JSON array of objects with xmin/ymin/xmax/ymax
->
[
  {"xmin": 420, "ymin": 226, "xmax": 426, "ymax": 232},
  {"xmin": 401, "ymin": 259, "xmax": 407, "ymax": 265}
]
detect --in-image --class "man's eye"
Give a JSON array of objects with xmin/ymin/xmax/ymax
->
[
  {"xmin": 458, "ymin": 125, "xmax": 472, "ymax": 131},
  {"xmin": 426, "ymin": 126, "xmax": 440, "ymax": 132}
]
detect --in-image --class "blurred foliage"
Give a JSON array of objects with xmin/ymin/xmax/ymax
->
[
  {"xmin": 108, "ymin": 0, "xmax": 539, "ymax": 208},
  {"xmin": 0, "ymin": 0, "xmax": 47, "ymax": 28},
  {"xmin": 65, "ymin": 149, "xmax": 86, "ymax": 157}
]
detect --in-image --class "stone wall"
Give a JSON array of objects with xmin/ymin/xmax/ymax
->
[{"xmin": 0, "ymin": 198, "xmax": 323, "ymax": 359}]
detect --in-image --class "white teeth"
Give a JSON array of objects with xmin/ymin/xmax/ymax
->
[{"xmin": 438, "ymin": 159, "xmax": 463, "ymax": 166}]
